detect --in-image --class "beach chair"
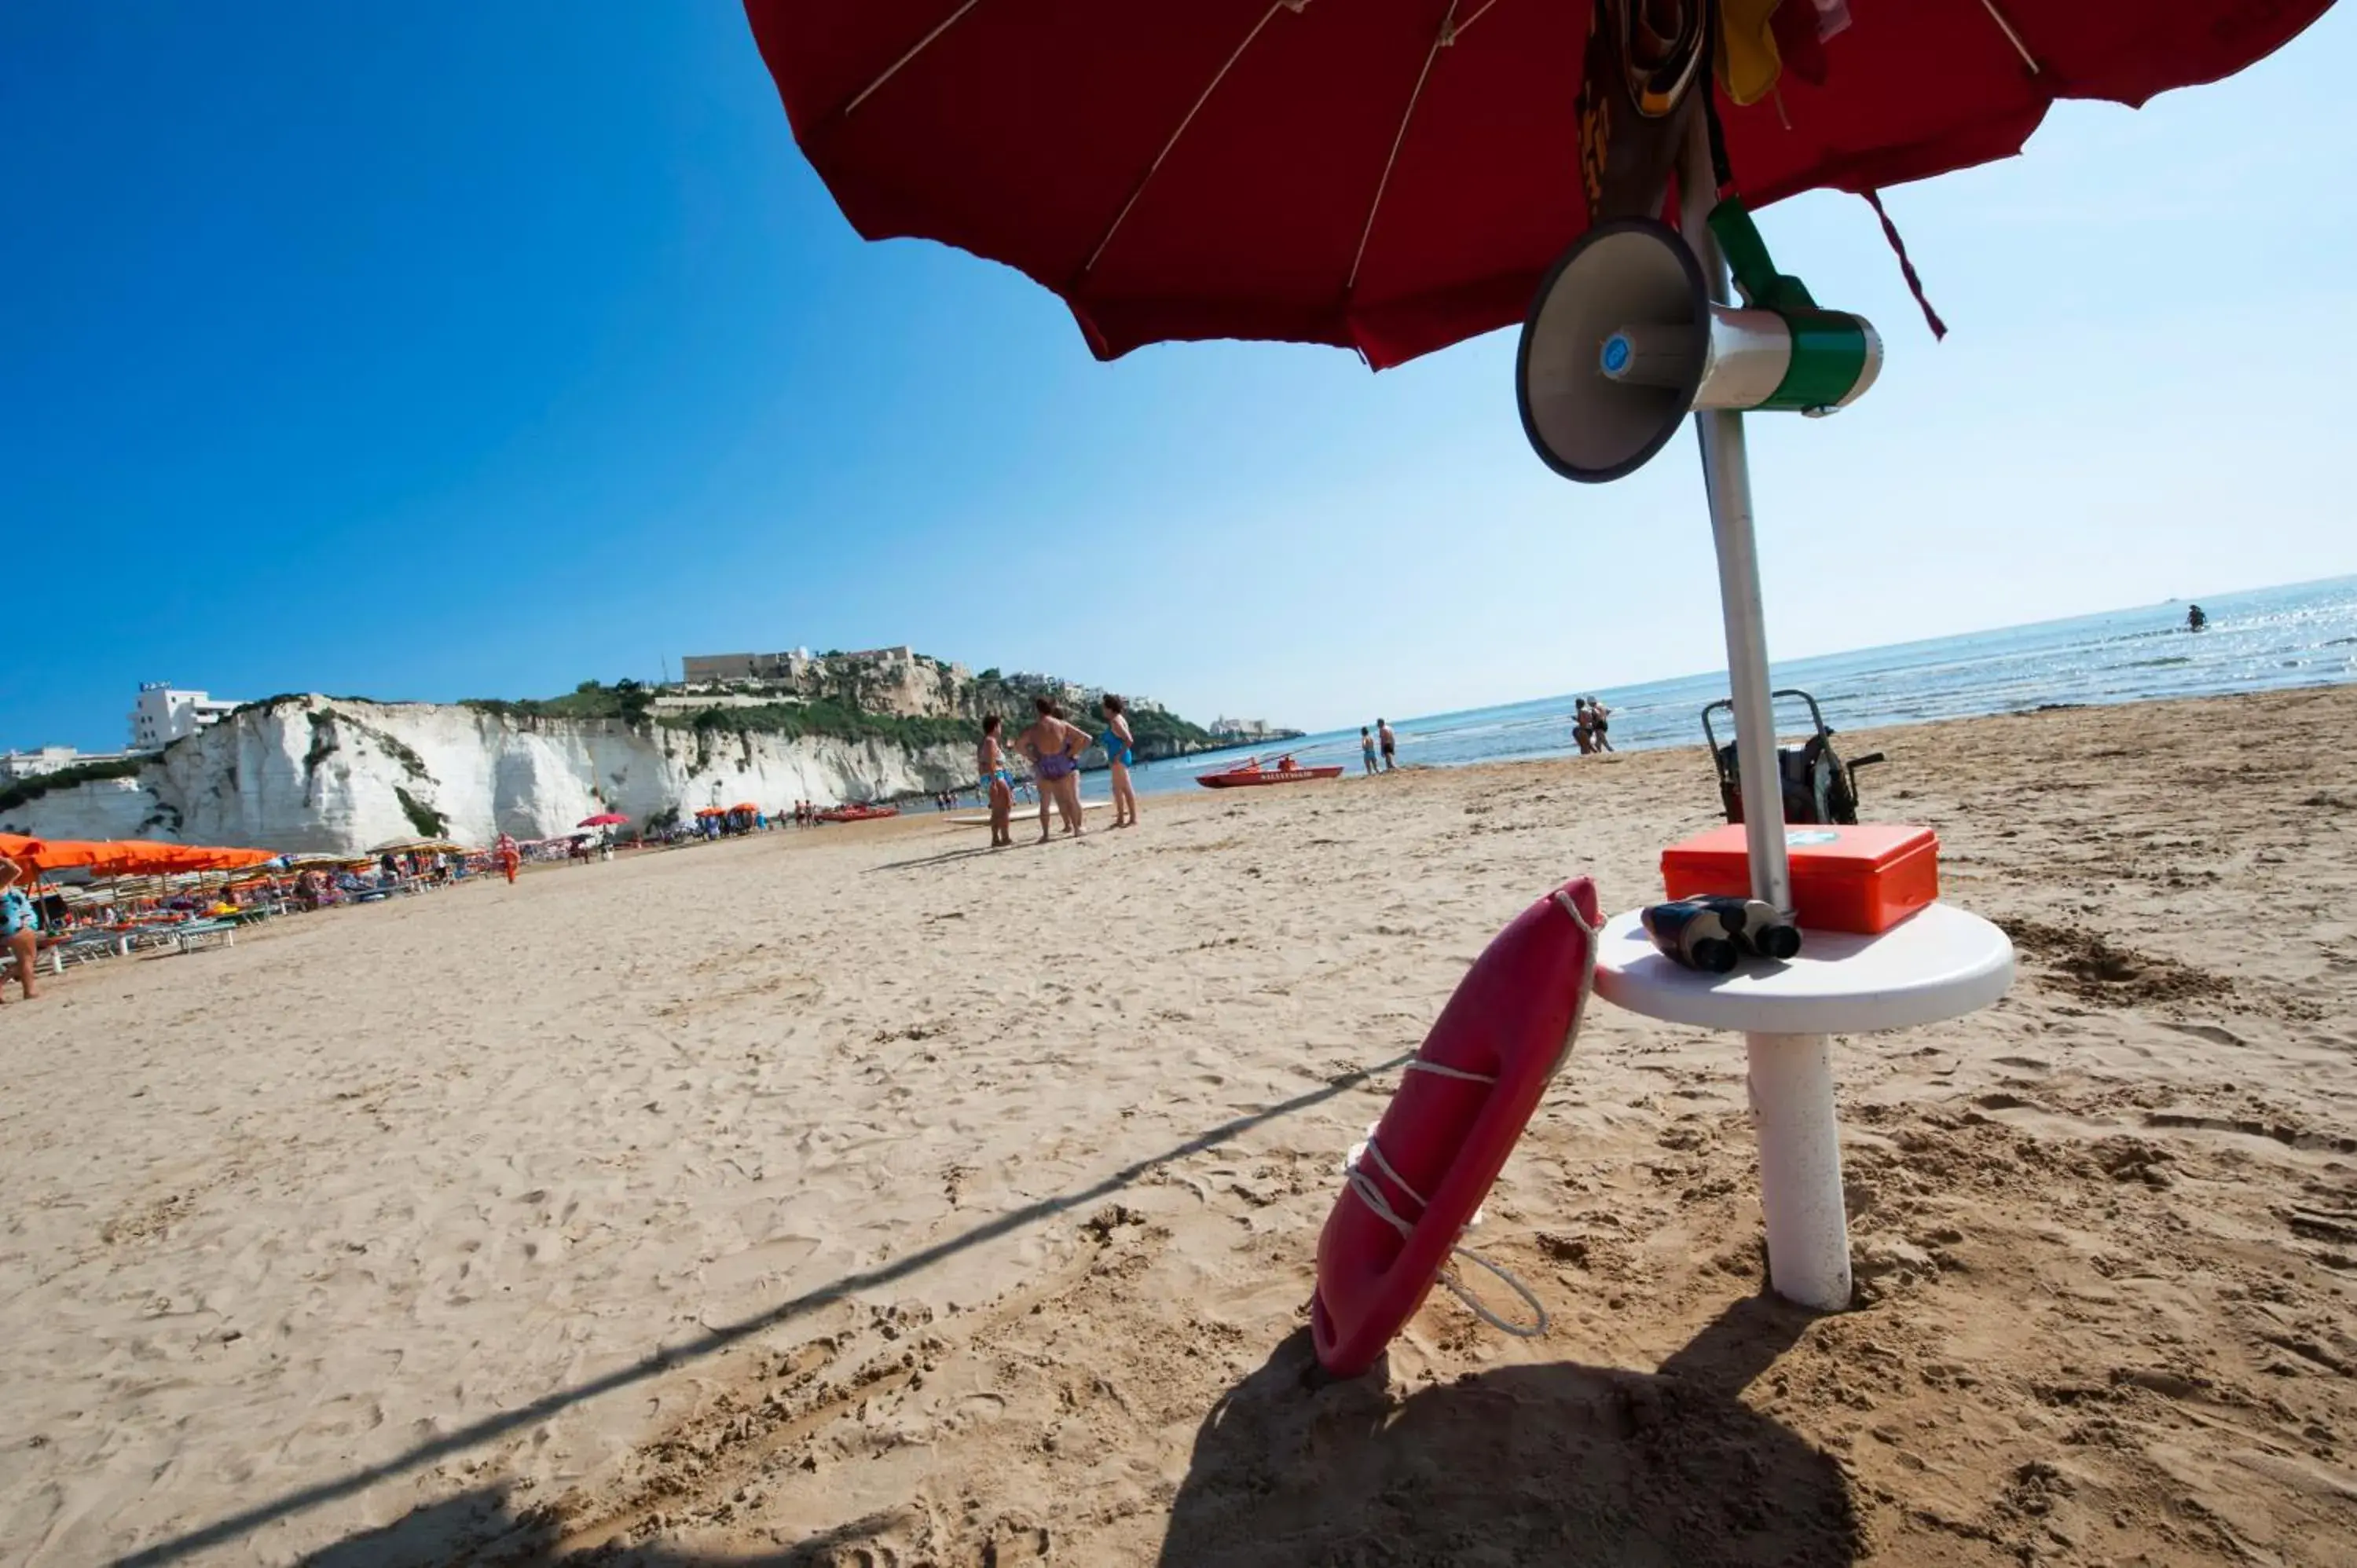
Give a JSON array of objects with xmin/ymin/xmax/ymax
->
[
  {"xmin": 172, "ymin": 920, "xmax": 236, "ymax": 954},
  {"xmin": 49, "ymin": 932, "xmax": 128, "ymax": 973}
]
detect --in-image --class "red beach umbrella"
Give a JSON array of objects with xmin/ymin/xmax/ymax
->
[
  {"xmin": 743, "ymin": 0, "xmax": 2330, "ymax": 368},
  {"xmin": 577, "ymin": 812, "xmax": 631, "ymax": 827}
]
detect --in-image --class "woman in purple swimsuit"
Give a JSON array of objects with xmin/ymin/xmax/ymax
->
[{"xmin": 1017, "ymin": 697, "xmax": 1091, "ymax": 841}]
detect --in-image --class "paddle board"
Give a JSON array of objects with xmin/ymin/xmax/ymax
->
[{"xmin": 945, "ymin": 800, "xmax": 1109, "ymax": 826}]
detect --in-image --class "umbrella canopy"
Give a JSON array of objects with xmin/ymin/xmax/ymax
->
[
  {"xmin": 368, "ymin": 837, "xmax": 464, "ymax": 855},
  {"xmin": 728, "ymin": 802, "xmax": 761, "ymax": 815},
  {"xmin": 84, "ymin": 841, "xmax": 280, "ymax": 876},
  {"xmin": 694, "ymin": 807, "xmax": 728, "ymax": 818},
  {"xmin": 746, "ymin": 0, "xmax": 2332, "ymax": 367},
  {"xmin": 577, "ymin": 811, "xmax": 631, "ymax": 827},
  {"xmin": 0, "ymin": 833, "xmax": 112, "ymax": 870}
]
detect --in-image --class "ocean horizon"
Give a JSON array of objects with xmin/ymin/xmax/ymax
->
[{"xmin": 1124, "ymin": 573, "xmax": 2357, "ymax": 797}]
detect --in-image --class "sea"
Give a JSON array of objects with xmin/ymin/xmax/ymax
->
[{"xmin": 1123, "ymin": 573, "xmax": 2357, "ymax": 798}]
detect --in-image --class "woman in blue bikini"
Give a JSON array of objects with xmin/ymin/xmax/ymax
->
[
  {"xmin": 0, "ymin": 850, "xmax": 41, "ymax": 1002},
  {"xmin": 1098, "ymin": 694, "xmax": 1138, "ymax": 829},
  {"xmin": 1017, "ymin": 697, "xmax": 1091, "ymax": 841},
  {"xmin": 977, "ymin": 715, "xmax": 1015, "ymax": 847}
]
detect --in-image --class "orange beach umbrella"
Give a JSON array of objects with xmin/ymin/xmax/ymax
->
[
  {"xmin": 0, "ymin": 834, "xmax": 278, "ymax": 877},
  {"xmin": 0, "ymin": 833, "xmax": 111, "ymax": 870}
]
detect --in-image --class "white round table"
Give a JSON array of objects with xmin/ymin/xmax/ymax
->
[{"xmin": 1593, "ymin": 902, "xmax": 2014, "ymax": 1310}]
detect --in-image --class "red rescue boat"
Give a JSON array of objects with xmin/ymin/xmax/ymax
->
[
  {"xmin": 814, "ymin": 803, "xmax": 899, "ymax": 823},
  {"xmin": 1310, "ymin": 875, "xmax": 1602, "ymax": 1379},
  {"xmin": 1195, "ymin": 755, "xmax": 1343, "ymax": 789}
]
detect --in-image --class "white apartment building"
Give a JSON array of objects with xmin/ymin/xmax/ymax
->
[
  {"xmin": 128, "ymin": 683, "xmax": 240, "ymax": 751},
  {"xmin": 0, "ymin": 745, "xmax": 132, "ymax": 782}
]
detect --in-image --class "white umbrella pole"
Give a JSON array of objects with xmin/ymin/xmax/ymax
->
[{"xmin": 1677, "ymin": 113, "xmax": 1851, "ymax": 1312}]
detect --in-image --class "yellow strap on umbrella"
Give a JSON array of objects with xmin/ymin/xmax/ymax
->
[{"xmin": 1716, "ymin": 0, "xmax": 1783, "ymax": 107}]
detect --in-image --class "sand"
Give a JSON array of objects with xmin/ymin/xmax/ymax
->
[{"xmin": 3, "ymin": 685, "xmax": 2355, "ymax": 1566}]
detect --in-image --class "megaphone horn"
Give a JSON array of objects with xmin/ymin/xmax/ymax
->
[{"xmin": 1516, "ymin": 215, "xmax": 1882, "ymax": 485}]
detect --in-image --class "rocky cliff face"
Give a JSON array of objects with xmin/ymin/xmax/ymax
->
[{"xmin": 0, "ymin": 698, "xmax": 972, "ymax": 854}]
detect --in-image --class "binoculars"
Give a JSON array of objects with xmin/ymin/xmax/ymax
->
[{"xmin": 1640, "ymin": 896, "xmax": 1803, "ymax": 973}]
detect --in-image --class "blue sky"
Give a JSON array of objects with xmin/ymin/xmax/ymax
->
[{"xmin": 5, "ymin": 5, "xmax": 2352, "ymax": 753}]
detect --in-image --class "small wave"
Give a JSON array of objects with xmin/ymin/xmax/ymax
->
[{"xmin": 2121, "ymin": 655, "xmax": 2194, "ymax": 669}]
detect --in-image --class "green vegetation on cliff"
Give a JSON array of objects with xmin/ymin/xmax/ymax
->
[
  {"xmin": 465, "ymin": 669, "xmax": 1225, "ymax": 761},
  {"xmin": 0, "ymin": 754, "xmax": 148, "ymax": 815},
  {"xmin": 672, "ymin": 702, "xmax": 973, "ymax": 751},
  {"xmin": 462, "ymin": 679, "xmax": 656, "ymax": 725}
]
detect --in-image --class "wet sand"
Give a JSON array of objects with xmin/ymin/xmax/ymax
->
[{"xmin": 3, "ymin": 685, "xmax": 2354, "ymax": 1566}]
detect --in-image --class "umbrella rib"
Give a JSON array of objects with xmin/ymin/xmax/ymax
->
[
  {"xmin": 1974, "ymin": 0, "xmax": 2040, "ymax": 73},
  {"xmin": 1452, "ymin": 0, "xmax": 1505, "ymax": 37},
  {"xmin": 841, "ymin": 0, "xmax": 989, "ymax": 119},
  {"xmin": 1346, "ymin": 2, "xmax": 1461, "ymax": 298},
  {"xmin": 1080, "ymin": 3, "xmax": 1292, "ymax": 279}
]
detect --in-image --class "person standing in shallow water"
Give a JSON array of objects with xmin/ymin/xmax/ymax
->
[
  {"xmin": 1376, "ymin": 717, "xmax": 1397, "ymax": 771},
  {"xmin": 1361, "ymin": 726, "xmax": 1379, "ymax": 776},
  {"xmin": 978, "ymin": 714, "xmax": 1014, "ymax": 848},
  {"xmin": 1098, "ymin": 694, "xmax": 1138, "ymax": 829}
]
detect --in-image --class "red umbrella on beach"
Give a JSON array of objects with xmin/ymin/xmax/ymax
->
[
  {"xmin": 577, "ymin": 812, "xmax": 630, "ymax": 827},
  {"xmin": 743, "ymin": 0, "xmax": 2330, "ymax": 367}
]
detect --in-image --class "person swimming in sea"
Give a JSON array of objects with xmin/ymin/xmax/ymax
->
[
  {"xmin": 1098, "ymin": 694, "xmax": 1138, "ymax": 829},
  {"xmin": 1017, "ymin": 697, "xmax": 1091, "ymax": 841}
]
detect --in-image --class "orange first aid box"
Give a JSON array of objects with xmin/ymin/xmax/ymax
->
[{"xmin": 1661, "ymin": 822, "xmax": 1941, "ymax": 936}]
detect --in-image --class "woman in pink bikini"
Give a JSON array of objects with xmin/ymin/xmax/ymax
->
[{"xmin": 1017, "ymin": 697, "xmax": 1091, "ymax": 841}]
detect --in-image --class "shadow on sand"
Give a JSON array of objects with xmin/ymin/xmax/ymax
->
[
  {"xmin": 295, "ymin": 1484, "xmax": 915, "ymax": 1566},
  {"xmin": 290, "ymin": 1299, "xmax": 1846, "ymax": 1566},
  {"xmin": 1157, "ymin": 1297, "xmax": 1857, "ymax": 1567},
  {"xmin": 119, "ymin": 1055, "xmax": 1411, "ymax": 1566}
]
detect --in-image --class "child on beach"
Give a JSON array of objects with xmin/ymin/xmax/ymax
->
[
  {"xmin": 1361, "ymin": 727, "xmax": 1379, "ymax": 775},
  {"xmin": 978, "ymin": 715, "xmax": 1014, "ymax": 848}
]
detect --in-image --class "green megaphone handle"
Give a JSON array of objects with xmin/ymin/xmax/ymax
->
[{"xmin": 1706, "ymin": 196, "xmax": 1817, "ymax": 313}]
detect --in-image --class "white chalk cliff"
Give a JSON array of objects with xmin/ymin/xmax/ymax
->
[{"xmin": 0, "ymin": 697, "xmax": 973, "ymax": 854}]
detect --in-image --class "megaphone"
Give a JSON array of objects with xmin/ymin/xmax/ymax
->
[{"xmin": 1516, "ymin": 211, "xmax": 1883, "ymax": 484}]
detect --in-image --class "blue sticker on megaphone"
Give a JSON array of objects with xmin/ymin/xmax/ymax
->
[{"xmin": 1601, "ymin": 335, "xmax": 1630, "ymax": 374}]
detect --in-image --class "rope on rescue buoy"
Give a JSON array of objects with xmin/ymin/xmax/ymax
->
[
  {"xmin": 1343, "ymin": 1116, "xmax": 1550, "ymax": 1341},
  {"xmin": 1336, "ymin": 884, "xmax": 1601, "ymax": 1345}
]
